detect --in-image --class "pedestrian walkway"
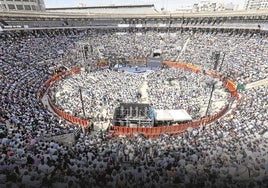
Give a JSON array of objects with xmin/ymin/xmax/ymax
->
[
  {"xmin": 175, "ymin": 36, "xmax": 191, "ymax": 62},
  {"xmin": 139, "ymin": 73, "xmax": 149, "ymax": 103},
  {"xmin": 42, "ymin": 94, "xmax": 55, "ymax": 114},
  {"xmin": 245, "ymin": 77, "xmax": 268, "ymax": 89}
]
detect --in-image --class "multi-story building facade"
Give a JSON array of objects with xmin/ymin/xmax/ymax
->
[
  {"xmin": 244, "ymin": 0, "xmax": 268, "ymax": 10},
  {"xmin": 192, "ymin": 1, "xmax": 235, "ymax": 13},
  {"xmin": 0, "ymin": 0, "xmax": 45, "ymax": 11}
]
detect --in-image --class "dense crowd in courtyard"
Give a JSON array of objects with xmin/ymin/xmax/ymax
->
[
  {"xmin": 0, "ymin": 28, "xmax": 267, "ymax": 187},
  {"xmin": 51, "ymin": 66, "xmax": 229, "ymax": 120}
]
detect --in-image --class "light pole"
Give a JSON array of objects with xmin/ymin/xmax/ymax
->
[
  {"xmin": 205, "ymin": 51, "xmax": 221, "ymax": 116},
  {"xmin": 205, "ymin": 81, "xmax": 216, "ymax": 116},
  {"xmin": 218, "ymin": 52, "xmax": 226, "ymax": 72},
  {"xmin": 79, "ymin": 86, "xmax": 86, "ymax": 119}
]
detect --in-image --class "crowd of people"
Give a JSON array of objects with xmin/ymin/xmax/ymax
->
[
  {"xmin": 179, "ymin": 32, "xmax": 268, "ymax": 84},
  {"xmin": 50, "ymin": 69, "xmax": 144, "ymax": 120},
  {"xmin": 0, "ymin": 28, "xmax": 267, "ymax": 187},
  {"xmin": 146, "ymin": 67, "xmax": 228, "ymax": 119},
  {"xmin": 50, "ymin": 66, "xmax": 229, "ymax": 121}
]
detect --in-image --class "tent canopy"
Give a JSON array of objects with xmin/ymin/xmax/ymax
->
[{"xmin": 154, "ymin": 109, "xmax": 192, "ymax": 122}]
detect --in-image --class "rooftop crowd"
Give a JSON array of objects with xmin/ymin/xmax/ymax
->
[{"xmin": 0, "ymin": 28, "xmax": 267, "ymax": 187}]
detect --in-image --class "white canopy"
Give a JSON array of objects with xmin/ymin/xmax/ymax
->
[
  {"xmin": 154, "ymin": 110, "xmax": 173, "ymax": 121},
  {"xmin": 153, "ymin": 49, "xmax": 162, "ymax": 54},
  {"xmin": 154, "ymin": 109, "xmax": 192, "ymax": 122}
]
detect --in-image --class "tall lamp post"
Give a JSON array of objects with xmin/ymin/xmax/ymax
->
[
  {"xmin": 218, "ymin": 52, "xmax": 226, "ymax": 72},
  {"xmin": 205, "ymin": 51, "xmax": 221, "ymax": 116},
  {"xmin": 205, "ymin": 81, "xmax": 216, "ymax": 116},
  {"xmin": 79, "ymin": 87, "xmax": 86, "ymax": 119}
]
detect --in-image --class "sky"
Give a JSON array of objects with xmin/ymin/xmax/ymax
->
[{"xmin": 44, "ymin": 0, "xmax": 246, "ymax": 10}]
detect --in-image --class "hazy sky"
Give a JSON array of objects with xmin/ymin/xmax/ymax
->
[{"xmin": 44, "ymin": 0, "xmax": 246, "ymax": 10}]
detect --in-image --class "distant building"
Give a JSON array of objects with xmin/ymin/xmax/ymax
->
[
  {"xmin": 77, "ymin": 3, "xmax": 87, "ymax": 8},
  {"xmin": 175, "ymin": 5, "xmax": 192, "ymax": 13},
  {"xmin": 244, "ymin": 0, "xmax": 268, "ymax": 10},
  {"xmin": 225, "ymin": 2, "xmax": 238, "ymax": 11},
  {"xmin": 192, "ymin": 1, "xmax": 237, "ymax": 12},
  {"xmin": 0, "ymin": 0, "xmax": 45, "ymax": 11},
  {"xmin": 46, "ymin": 4, "xmax": 158, "ymax": 15}
]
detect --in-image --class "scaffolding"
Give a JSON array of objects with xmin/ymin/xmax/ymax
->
[{"xmin": 113, "ymin": 103, "xmax": 153, "ymax": 127}]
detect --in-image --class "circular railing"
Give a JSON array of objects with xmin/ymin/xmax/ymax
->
[{"xmin": 37, "ymin": 61, "xmax": 239, "ymax": 137}]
